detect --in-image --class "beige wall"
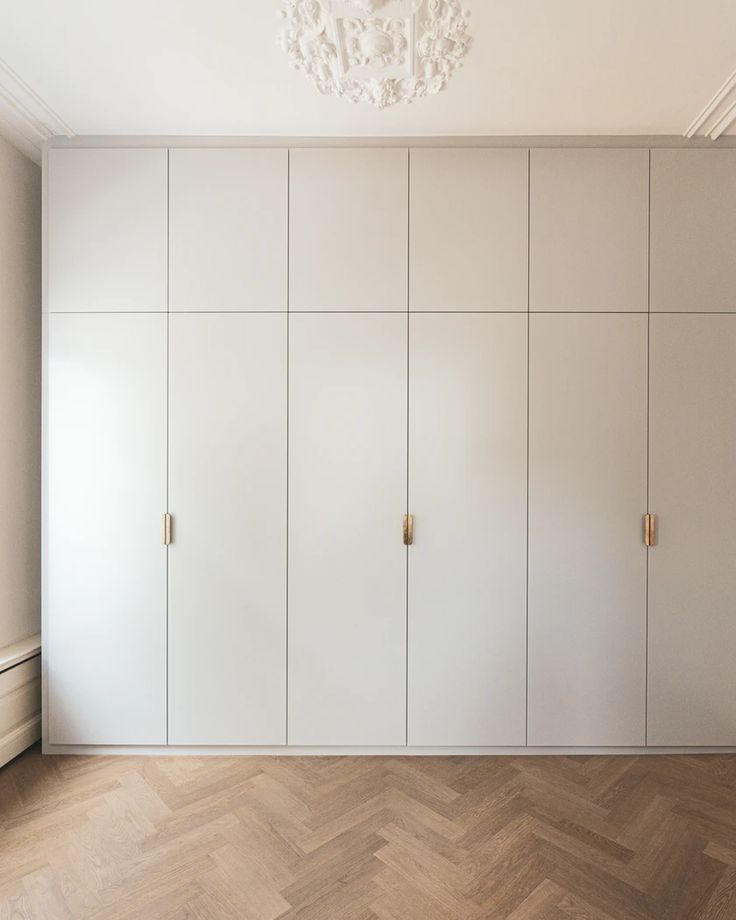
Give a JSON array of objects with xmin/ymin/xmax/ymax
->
[{"xmin": 0, "ymin": 136, "xmax": 41, "ymax": 649}]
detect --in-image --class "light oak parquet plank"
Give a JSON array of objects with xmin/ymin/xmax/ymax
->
[
  {"xmin": 3, "ymin": 746, "xmax": 736, "ymax": 919},
  {"xmin": 21, "ymin": 867, "xmax": 72, "ymax": 920}
]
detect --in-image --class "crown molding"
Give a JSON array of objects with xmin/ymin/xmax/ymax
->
[
  {"xmin": 0, "ymin": 57, "xmax": 73, "ymax": 163},
  {"xmin": 45, "ymin": 134, "xmax": 736, "ymax": 149},
  {"xmin": 685, "ymin": 67, "xmax": 736, "ymax": 140}
]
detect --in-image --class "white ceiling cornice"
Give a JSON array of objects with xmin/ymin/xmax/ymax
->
[
  {"xmin": 685, "ymin": 67, "xmax": 736, "ymax": 140},
  {"xmin": 0, "ymin": 57, "xmax": 72, "ymax": 163}
]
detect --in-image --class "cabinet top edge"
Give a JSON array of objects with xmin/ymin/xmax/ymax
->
[
  {"xmin": 44, "ymin": 135, "xmax": 736, "ymax": 151},
  {"xmin": 0, "ymin": 633, "xmax": 41, "ymax": 673}
]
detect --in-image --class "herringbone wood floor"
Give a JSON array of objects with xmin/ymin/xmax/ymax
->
[{"xmin": 2, "ymin": 747, "xmax": 736, "ymax": 919}]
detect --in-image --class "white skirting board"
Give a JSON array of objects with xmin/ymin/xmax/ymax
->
[
  {"xmin": 42, "ymin": 744, "xmax": 736, "ymax": 757},
  {"xmin": 0, "ymin": 635, "xmax": 41, "ymax": 768}
]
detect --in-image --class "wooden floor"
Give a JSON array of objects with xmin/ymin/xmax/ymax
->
[{"xmin": 2, "ymin": 748, "xmax": 736, "ymax": 919}]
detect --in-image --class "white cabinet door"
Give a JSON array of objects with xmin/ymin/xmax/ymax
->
[
  {"xmin": 408, "ymin": 314, "xmax": 527, "ymax": 746},
  {"xmin": 289, "ymin": 149, "xmax": 408, "ymax": 312},
  {"xmin": 528, "ymin": 314, "xmax": 647, "ymax": 746},
  {"xmin": 289, "ymin": 314, "xmax": 407, "ymax": 745},
  {"xmin": 529, "ymin": 149, "xmax": 649, "ymax": 312},
  {"xmin": 650, "ymin": 150, "xmax": 736, "ymax": 312},
  {"xmin": 168, "ymin": 314, "xmax": 287, "ymax": 745},
  {"xmin": 169, "ymin": 149, "xmax": 288, "ymax": 311},
  {"xmin": 648, "ymin": 316, "xmax": 736, "ymax": 745},
  {"xmin": 409, "ymin": 149, "xmax": 528, "ymax": 311},
  {"xmin": 46, "ymin": 314, "xmax": 167, "ymax": 744},
  {"xmin": 47, "ymin": 148, "xmax": 167, "ymax": 312}
]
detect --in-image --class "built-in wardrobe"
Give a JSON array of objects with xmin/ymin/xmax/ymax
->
[{"xmin": 43, "ymin": 142, "xmax": 736, "ymax": 752}]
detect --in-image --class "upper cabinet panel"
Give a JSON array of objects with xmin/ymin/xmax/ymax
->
[
  {"xmin": 289, "ymin": 148, "xmax": 408, "ymax": 311},
  {"xmin": 409, "ymin": 148, "xmax": 528, "ymax": 311},
  {"xmin": 529, "ymin": 149, "xmax": 649, "ymax": 312},
  {"xmin": 47, "ymin": 148, "xmax": 167, "ymax": 312},
  {"xmin": 650, "ymin": 150, "xmax": 736, "ymax": 312},
  {"xmin": 169, "ymin": 149, "xmax": 287, "ymax": 311}
]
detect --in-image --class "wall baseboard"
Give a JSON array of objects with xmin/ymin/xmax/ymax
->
[{"xmin": 41, "ymin": 743, "xmax": 736, "ymax": 757}]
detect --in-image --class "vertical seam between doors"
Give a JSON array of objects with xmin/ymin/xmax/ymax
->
[
  {"xmin": 525, "ymin": 149, "xmax": 531, "ymax": 747},
  {"xmin": 645, "ymin": 148, "xmax": 651, "ymax": 747},
  {"xmin": 165, "ymin": 149, "xmax": 170, "ymax": 746},
  {"xmin": 405, "ymin": 148, "xmax": 410, "ymax": 747},
  {"xmin": 286, "ymin": 149, "xmax": 291, "ymax": 747}
]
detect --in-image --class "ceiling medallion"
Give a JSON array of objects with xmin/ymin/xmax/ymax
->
[{"xmin": 278, "ymin": 0, "xmax": 472, "ymax": 108}]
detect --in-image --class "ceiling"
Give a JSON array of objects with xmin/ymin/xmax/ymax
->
[{"xmin": 1, "ymin": 0, "xmax": 735, "ymax": 161}]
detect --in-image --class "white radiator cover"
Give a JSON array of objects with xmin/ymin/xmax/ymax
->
[{"xmin": 0, "ymin": 635, "xmax": 41, "ymax": 767}]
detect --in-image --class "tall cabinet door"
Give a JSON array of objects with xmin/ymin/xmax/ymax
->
[
  {"xmin": 289, "ymin": 314, "xmax": 407, "ymax": 745},
  {"xmin": 168, "ymin": 314, "xmax": 287, "ymax": 745},
  {"xmin": 46, "ymin": 314, "xmax": 167, "ymax": 744},
  {"xmin": 528, "ymin": 314, "xmax": 647, "ymax": 746},
  {"xmin": 648, "ymin": 315, "xmax": 736, "ymax": 746},
  {"xmin": 408, "ymin": 314, "xmax": 527, "ymax": 746}
]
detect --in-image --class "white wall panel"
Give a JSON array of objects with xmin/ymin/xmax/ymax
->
[
  {"xmin": 408, "ymin": 314, "xmax": 527, "ymax": 746},
  {"xmin": 648, "ymin": 315, "xmax": 736, "ymax": 745},
  {"xmin": 169, "ymin": 148, "xmax": 287, "ymax": 311},
  {"xmin": 528, "ymin": 314, "xmax": 647, "ymax": 746},
  {"xmin": 0, "ymin": 136, "xmax": 40, "ymax": 651},
  {"xmin": 168, "ymin": 314, "xmax": 287, "ymax": 745},
  {"xmin": 46, "ymin": 313, "xmax": 167, "ymax": 744},
  {"xmin": 289, "ymin": 313, "xmax": 407, "ymax": 745},
  {"xmin": 47, "ymin": 148, "xmax": 167, "ymax": 312}
]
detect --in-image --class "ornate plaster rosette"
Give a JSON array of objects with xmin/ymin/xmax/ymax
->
[{"xmin": 277, "ymin": 0, "xmax": 471, "ymax": 108}]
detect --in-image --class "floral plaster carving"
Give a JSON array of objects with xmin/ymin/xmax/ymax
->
[{"xmin": 277, "ymin": 0, "xmax": 471, "ymax": 108}]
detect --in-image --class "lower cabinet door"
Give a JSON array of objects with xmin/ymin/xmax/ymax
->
[
  {"xmin": 289, "ymin": 313, "xmax": 407, "ymax": 746},
  {"xmin": 528, "ymin": 314, "xmax": 647, "ymax": 747},
  {"xmin": 408, "ymin": 314, "xmax": 528, "ymax": 746},
  {"xmin": 168, "ymin": 314, "xmax": 287, "ymax": 745},
  {"xmin": 46, "ymin": 313, "xmax": 167, "ymax": 745},
  {"xmin": 648, "ymin": 315, "xmax": 736, "ymax": 746}
]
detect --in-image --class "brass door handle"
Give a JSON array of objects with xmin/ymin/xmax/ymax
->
[
  {"xmin": 404, "ymin": 514, "xmax": 414, "ymax": 546},
  {"xmin": 644, "ymin": 513, "xmax": 656, "ymax": 547},
  {"xmin": 163, "ymin": 513, "xmax": 172, "ymax": 546}
]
